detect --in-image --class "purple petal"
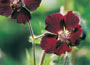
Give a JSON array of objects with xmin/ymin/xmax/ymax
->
[
  {"xmin": 64, "ymin": 11, "xmax": 79, "ymax": 30},
  {"xmin": 55, "ymin": 41, "xmax": 71, "ymax": 56},
  {"xmin": 23, "ymin": 0, "xmax": 41, "ymax": 11},
  {"xmin": 0, "ymin": 2, "xmax": 11, "ymax": 17},
  {"xmin": 11, "ymin": 7, "xmax": 31, "ymax": 24},
  {"xmin": 69, "ymin": 27, "xmax": 83, "ymax": 46},
  {"xmin": 0, "ymin": 0, "xmax": 10, "ymax": 3},
  {"xmin": 40, "ymin": 33, "xmax": 57, "ymax": 53},
  {"xmin": 45, "ymin": 13, "xmax": 64, "ymax": 34}
]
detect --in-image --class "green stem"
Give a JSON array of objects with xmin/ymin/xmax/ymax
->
[
  {"xmin": 28, "ymin": 22, "xmax": 36, "ymax": 65},
  {"xmin": 63, "ymin": 52, "xmax": 68, "ymax": 65},
  {"xmin": 39, "ymin": 50, "xmax": 46, "ymax": 65}
]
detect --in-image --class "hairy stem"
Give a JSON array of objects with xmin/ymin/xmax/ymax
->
[
  {"xmin": 33, "ymin": 34, "xmax": 44, "ymax": 39},
  {"xmin": 28, "ymin": 22, "xmax": 36, "ymax": 65},
  {"xmin": 39, "ymin": 50, "xmax": 46, "ymax": 65},
  {"xmin": 64, "ymin": 52, "xmax": 68, "ymax": 65},
  {"xmin": 31, "ymin": 32, "xmax": 55, "ymax": 39}
]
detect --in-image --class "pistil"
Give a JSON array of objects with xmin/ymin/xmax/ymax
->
[{"xmin": 58, "ymin": 27, "xmax": 70, "ymax": 42}]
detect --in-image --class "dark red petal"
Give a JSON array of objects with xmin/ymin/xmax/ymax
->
[
  {"xmin": 11, "ymin": 7, "xmax": 31, "ymax": 24},
  {"xmin": 64, "ymin": 11, "xmax": 79, "ymax": 30},
  {"xmin": 45, "ymin": 13, "xmax": 64, "ymax": 34},
  {"xmin": 73, "ymin": 24, "xmax": 81, "ymax": 32},
  {"xmin": 40, "ymin": 33, "xmax": 57, "ymax": 53},
  {"xmin": 11, "ymin": 8, "xmax": 17, "ymax": 19},
  {"xmin": 10, "ymin": 0, "xmax": 14, "ymax": 2},
  {"xmin": 0, "ymin": 3, "xmax": 11, "ymax": 17},
  {"xmin": 69, "ymin": 28, "xmax": 83, "ymax": 45},
  {"xmin": 0, "ymin": 0, "xmax": 10, "ymax": 3},
  {"xmin": 74, "ymin": 39, "xmax": 80, "ymax": 46},
  {"xmin": 55, "ymin": 41, "xmax": 71, "ymax": 56},
  {"xmin": 23, "ymin": 0, "xmax": 41, "ymax": 11}
]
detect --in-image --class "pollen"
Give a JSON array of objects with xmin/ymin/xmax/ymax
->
[
  {"xmin": 58, "ymin": 27, "xmax": 70, "ymax": 42},
  {"xmin": 13, "ymin": 0, "xmax": 19, "ymax": 5}
]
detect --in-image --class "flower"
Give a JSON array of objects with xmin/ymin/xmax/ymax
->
[
  {"xmin": 0, "ymin": 0, "xmax": 41, "ymax": 24},
  {"xmin": 0, "ymin": 0, "xmax": 11, "ymax": 17},
  {"xmin": 40, "ymin": 11, "xmax": 83, "ymax": 56}
]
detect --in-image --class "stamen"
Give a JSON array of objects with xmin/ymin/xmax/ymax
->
[
  {"xmin": 64, "ymin": 26, "xmax": 66, "ymax": 32},
  {"xmin": 13, "ymin": 0, "xmax": 19, "ymax": 4},
  {"xmin": 58, "ymin": 27, "xmax": 70, "ymax": 42}
]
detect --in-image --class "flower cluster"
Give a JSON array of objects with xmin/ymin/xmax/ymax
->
[
  {"xmin": 0, "ymin": 0, "xmax": 86, "ymax": 65},
  {"xmin": 0, "ymin": 0, "xmax": 41, "ymax": 24},
  {"xmin": 0, "ymin": 0, "xmax": 85, "ymax": 59},
  {"xmin": 40, "ymin": 11, "xmax": 83, "ymax": 56}
]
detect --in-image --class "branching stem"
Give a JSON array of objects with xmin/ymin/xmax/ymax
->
[{"xmin": 28, "ymin": 22, "xmax": 36, "ymax": 65}]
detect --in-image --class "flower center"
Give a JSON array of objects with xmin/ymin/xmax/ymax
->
[
  {"xmin": 11, "ymin": 0, "xmax": 22, "ymax": 9},
  {"xmin": 13, "ymin": 0, "xmax": 19, "ymax": 5},
  {"xmin": 58, "ymin": 27, "xmax": 70, "ymax": 42}
]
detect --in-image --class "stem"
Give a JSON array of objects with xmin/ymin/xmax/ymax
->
[
  {"xmin": 34, "ymin": 34, "xmax": 44, "ymax": 39},
  {"xmin": 31, "ymin": 32, "xmax": 55, "ymax": 39},
  {"xmin": 28, "ymin": 22, "xmax": 36, "ymax": 65},
  {"xmin": 71, "ymin": 48, "xmax": 78, "ymax": 65},
  {"xmin": 64, "ymin": 52, "xmax": 68, "ymax": 65},
  {"xmin": 34, "ymin": 33, "xmax": 46, "ymax": 39},
  {"xmin": 39, "ymin": 50, "xmax": 46, "ymax": 65}
]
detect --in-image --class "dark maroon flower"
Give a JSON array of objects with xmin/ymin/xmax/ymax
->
[
  {"xmin": 40, "ymin": 11, "xmax": 83, "ymax": 56},
  {"xmin": 0, "ymin": 0, "xmax": 11, "ymax": 17},
  {"xmin": 11, "ymin": 7, "xmax": 31, "ymax": 24},
  {"xmin": 0, "ymin": 0, "xmax": 41, "ymax": 24}
]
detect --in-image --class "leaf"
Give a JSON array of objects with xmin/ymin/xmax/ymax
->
[{"xmin": 25, "ymin": 49, "xmax": 34, "ymax": 65}]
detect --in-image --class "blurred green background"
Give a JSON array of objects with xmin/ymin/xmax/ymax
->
[{"xmin": 0, "ymin": 0, "xmax": 90, "ymax": 65}]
